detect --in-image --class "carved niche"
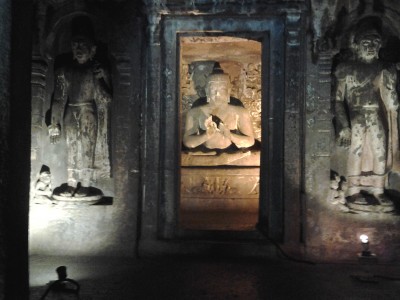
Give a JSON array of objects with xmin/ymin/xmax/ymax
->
[{"xmin": 178, "ymin": 36, "xmax": 262, "ymax": 230}]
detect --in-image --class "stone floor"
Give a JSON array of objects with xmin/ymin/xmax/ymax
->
[{"xmin": 30, "ymin": 255, "xmax": 400, "ymax": 300}]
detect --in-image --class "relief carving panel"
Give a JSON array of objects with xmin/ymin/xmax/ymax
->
[
  {"xmin": 180, "ymin": 168, "xmax": 259, "ymax": 212},
  {"xmin": 181, "ymin": 169, "xmax": 259, "ymax": 199}
]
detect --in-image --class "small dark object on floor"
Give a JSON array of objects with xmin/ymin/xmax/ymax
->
[{"xmin": 40, "ymin": 266, "xmax": 80, "ymax": 299}]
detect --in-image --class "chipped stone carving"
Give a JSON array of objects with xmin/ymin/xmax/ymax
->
[
  {"xmin": 333, "ymin": 23, "xmax": 398, "ymax": 213},
  {"xmin": 49, "ymin": 16, "xmax": 112, "ymax": 201},
  {"xmin": 328, "ymin": 173, "xmax": 349, "ymax": 212},
  {"xmin": 32, "ymin": 168, "xmax": 53, "ymax": 204},
  {"xmin": 189, "ymin": 177, "xmax": 238, "ymax": 196},
  {"xmin": 181, "ymin": 171, "xmax": 259, "ymax": 199}
]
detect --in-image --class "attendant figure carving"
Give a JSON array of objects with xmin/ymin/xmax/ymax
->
[
  {"xmin": 183, "ymin": 63, "xmax": 255, "ymax": 153},
  {"xmin": 49, "ymin": 16, "xmax": 112, "ymax": 198},
  {"xmin": 33, "ymin": 167, "xmax": 53, "ymax": 203},
  {"xmin": 334, "ymin": 25, "xmax": 399, "ymax": 208}
]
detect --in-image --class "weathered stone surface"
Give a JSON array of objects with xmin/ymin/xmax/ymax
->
[
  {"xmin": 1, "ymin": 1, "xmax": 32, "ymax": 298},
  {"xmin": 0, "ymin": 2, "xmax": 11, "ymax": 297},
  {"xmin": 181, "ymin": 151, "xmax": 260, "ymax": 167},
  {"xmin": 48, "ymin": 16, "xmax": 112, "ymax": 199},
  {"xmin": 29, "ymin": 2, "xmax": 143, "ymax": 257},
  {"xmin": 306, "ymin": 1, "xmax": 400, "ymax": 262},
  {"xmin": 181, "ymin": 168, "xmax": 259, "ymax": 202},
  {"xmin": 333, "ymin": 20, "xmax": 398, "ymax": 208},
  {"xmin": 180, "ymin": 167, "xmax": 259, "ymax": 230},
  {"xmin": 19, "ymin": 0, "xmax": 400, "ymax": 270}
]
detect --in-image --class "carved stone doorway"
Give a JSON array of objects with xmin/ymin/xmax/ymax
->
[
  {"xmin": 158, "ymin": 16, "xmax": 286, "ymax": 241},
  {"xmin": 179, "ymin": 36, "xmax": 262, "ymax": 231}
]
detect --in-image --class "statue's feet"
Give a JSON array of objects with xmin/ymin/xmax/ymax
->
[
  {"xmin": 350, "ymin": 193, "xmax": 368, "ymax": 205},
  {"xmin": 59, "ymin": 185, "xmax": 76, "ymax": 197},
  {"xmin": 374, "ymin": 193, "xmax": 393, "ymax": 206},
  {"xmin": 74, "ymin": 186, "xmax": 90, "ymax": 197}
]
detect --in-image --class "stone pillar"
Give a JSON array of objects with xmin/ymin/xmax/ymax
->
[
  {"xmin": 140, "ymin": 4, "xmax": 163, "ymax": 244},
  {"xmin": 1, "ymin": 0, "xmax": 32, "ymax": 298},
  {"xmin": 304, "ymin": 49, "xmax": 333, "ymax": 218},
  {"xmin": 284, "ymin": 11, "xmax": 304, "ymax": 246},
  {"xmin": 314, "ymin": 51, "xmax": 333, "ymax": 181},
  {"xmin": 30, "ymin": 57, "xmax": 48, "ymax": 174},
  {"xmin": 0, "ymin": 1, "xmax": 12, "ymax": 297},
  {"xmin": 113, "ymin": 54, "xmax": 133, "ymax": 195}
]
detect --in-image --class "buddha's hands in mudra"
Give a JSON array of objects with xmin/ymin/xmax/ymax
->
[
  {"xmin": 48, "ymin": 123, "xmax": 61, "ymax": 144},
  {"xmin": 218, "ymin": 122, "xmax": 232, "ymax": 140},
  {"xmin": 205, "ymin": 115, "xmax": 218, "ymax": 137},
  {"xmin": 204, "ymin": 115, "xmax": 231, "ymax": 140}
]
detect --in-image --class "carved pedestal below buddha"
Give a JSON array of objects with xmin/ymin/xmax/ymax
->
[{"xmin": 180, "ymin": 168, "xmax": 259, "ymax": 230}]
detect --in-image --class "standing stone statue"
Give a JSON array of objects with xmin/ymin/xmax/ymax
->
[
  {"xmin": 183, "ymin": 63, "xmax": 255, "ymax": 152},
  {"xmin": 334, "ymin": 25, "xmax": 399, "ymax": 207},
  {"xmin": 48, "ymin": 16, "xmax": 112, "ymax": 198}
]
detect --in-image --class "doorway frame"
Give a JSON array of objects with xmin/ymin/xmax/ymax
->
[{"xmin": 157, "ymin": 15, "xmax": 286, "ymax": 241}]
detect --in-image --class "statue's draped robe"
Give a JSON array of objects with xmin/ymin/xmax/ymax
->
[
  {"xmin": 335, "ymin": 61, "xmax": 399, "ymax": 176},
  {"xmin": 53, "ymin": 60, "xmax": 111, "ymax": 184}
]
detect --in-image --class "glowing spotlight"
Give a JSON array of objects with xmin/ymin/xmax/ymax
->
[
  {"xmin": 359, "ymin": 234, "xmax": 372, "ymax": 257},
  {"xmin": 359, "ymin": 234, "xmax": 369, "ymax": 244}
]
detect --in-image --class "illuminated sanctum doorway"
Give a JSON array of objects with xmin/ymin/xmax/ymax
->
[
  {"xmin": 158, "ymin": 16, "xmax": 286, "ymax": 240},
  {"xmin": 179, "ymin": 36, "xmax": 262, "ymax": 231}
]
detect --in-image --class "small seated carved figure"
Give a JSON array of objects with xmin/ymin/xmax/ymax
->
[
  {"xmin": 334, "ymin": 24, "xmax": 399, "ymax": 207},
  {"xmin": 33, "ymin": 170, "xmax": 53, "ymax": 203},
  {"xmin": 183, "ymin": 63, "xmax": 255, "ymax": 152},
  {"xmin": 328, "ymin": 174, "xmax": 341, "ymax": 203}
]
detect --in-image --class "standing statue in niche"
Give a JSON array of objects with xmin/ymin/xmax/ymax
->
[
  {"xmin": 183, "ymin": 63, "xmax": 255, "ymax": 153},
  {"xmin": 334, "ymin": 25, "xmax": 399, "ymax": 208},
  {"xmin": 49, "ymin": 16, "xmax": 112, "ymax": 198}
]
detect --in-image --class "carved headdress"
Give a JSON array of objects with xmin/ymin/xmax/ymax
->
[
  {"xmin": 351, "ymin": 19, "xmax": 382, "ymax": 46},
  {"xmin": 71, "ymin": 15, "xmax": 96, "ymax": 43},
  {"xmin": 353, "ymin": 27, "xmax": 381, "ymax": 44},
  {"xmin": 205, "ymin": 62, "xmax": 231, "ymax": 103},
  {"xmin": 207, "ymin": 62, "xmax": 230, "ymax": 85}
]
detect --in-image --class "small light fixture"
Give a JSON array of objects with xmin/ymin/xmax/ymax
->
[
  {"xmin": 354, "ymin": 234, "xmax": 378, "ymax": 281},
  {"xmin": 359, "ymin": 234, "xmax": 371, "ymax": 257}
]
